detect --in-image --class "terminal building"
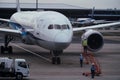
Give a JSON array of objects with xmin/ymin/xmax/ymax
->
[{"xmin": 0, "ymin": 3, "xmax": 120, "ymax": 20}]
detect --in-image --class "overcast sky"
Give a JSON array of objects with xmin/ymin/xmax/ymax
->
[{"xmin": 0, "ymin": 0, "xmax": 120, "ymax": 9}]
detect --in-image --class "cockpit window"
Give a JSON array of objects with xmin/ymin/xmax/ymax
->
[
  {"xmin": 54, "ymin": 25, "xmax": 61, "ymax": 29},
  {"xmin": 48, "ymin": 24, "xmax": 70, "ymax": 30},
  {"xmin": 62, "ymin": 25, "xmax": 70, "ymax": 29},
  {"xmin": 48, "ymin": 25, "xmax": 53, "ymax": 29}
]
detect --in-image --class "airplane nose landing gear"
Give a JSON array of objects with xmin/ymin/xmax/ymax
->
[
  {"xmin": 52, "ymin": 57, "xmax": 61, "ymax": 64},
  {"xmin": 51, "ymin": 50, "xmax": 62, "ymax": 64}
]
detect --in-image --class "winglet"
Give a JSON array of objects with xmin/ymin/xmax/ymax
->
[{"xmin": 16, "ymin": 0, "xmax": 21, "ymax": 12}]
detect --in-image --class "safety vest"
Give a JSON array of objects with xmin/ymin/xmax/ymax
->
[{"xmin": 82, "ymin": 40, "xmax": 87, "ymax": 46}]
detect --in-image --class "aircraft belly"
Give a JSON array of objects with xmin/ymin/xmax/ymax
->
[{"xmin": 36, "ymin": 39, "xmax": 70, "ymax": 50}]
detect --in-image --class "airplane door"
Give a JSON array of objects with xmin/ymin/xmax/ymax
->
[{"xmin": 35, "ymin": 18, "xmax": 44, "ymax": 38}]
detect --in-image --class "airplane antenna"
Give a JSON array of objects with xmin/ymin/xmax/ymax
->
[{"xmin": 16, "ymin": 0, "xmax": 21, "ymax": 12}]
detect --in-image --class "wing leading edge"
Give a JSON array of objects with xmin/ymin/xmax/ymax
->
[
  {"xmin": 0, "ymin": 18, "xmax": 34, "ymax": 37},
  {"xmin": 0, "ymin": 18, "xmax": 22, "ymax": 37},
  {"xmin": 0, "ymin": 28, "xmax": 21, "ymax": 37},
  {"xmin": 73, "ymin": 21, "xmax": 120, "ymax": 32}
]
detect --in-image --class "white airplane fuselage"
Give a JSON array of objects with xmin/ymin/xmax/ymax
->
[{"xmin": 10, "ymin": 11, "xmax": 73, "ymax": 50}]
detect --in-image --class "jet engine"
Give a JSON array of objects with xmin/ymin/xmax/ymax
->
[{"xmin": 81, "ymin": 29, "xmax": 104, "ymax": 52}]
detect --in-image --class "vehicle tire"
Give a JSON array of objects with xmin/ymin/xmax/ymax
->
[
  {"xmin": 4, "ymin": 47, "xmax": 8, "ymax": 53},
  {"xmin": 57, "ymin": 57, "xmax": 61, "ymax": 64},
  {"xmin": 50, "ymin": 51, "xmax": 52, "ymax": 54},
  {"xmin": 16, "ymin": 74, "xmax": 23, "ymax": 80},
  {"xmin": 52, "ymin": 57, "xmax": 56, "ymax": 64},
  {"xmin": 8, "ymin": 46, "xmax": 13, "ymax": 54},
  {"xmin": 1, "ymin": 46, "xmax": 4, "ymax": 54}
]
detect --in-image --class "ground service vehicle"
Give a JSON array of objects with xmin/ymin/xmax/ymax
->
[{"xmin": 0, "ymin": 57, "xmax": 29, "ymax": 80}]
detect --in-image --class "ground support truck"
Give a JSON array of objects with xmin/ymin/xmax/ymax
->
[{"xmin": 0, "ymin": 57, "xmax": 29, "ymax": 80}]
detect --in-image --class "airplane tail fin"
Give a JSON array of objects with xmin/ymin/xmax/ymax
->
[
  {"xmin": 91, "ymin": 7, "xmax": 95, "ymax": 18},
  {"xmin": 16, "ymin": 0, "xmax": 21, "ymax": 12}
]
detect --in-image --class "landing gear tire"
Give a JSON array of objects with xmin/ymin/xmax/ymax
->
[
  {"xmin": 8, "ymin": 46, "xmax": 13, "ymax": 53},
  {"xmin": 0, "ymin": 35, "xmax": 13, "ymax": 54},
  {"xmin": 57, "ymin": 57, "xmax": 61, "ymax": 64},
  {"xmin": 52, "ymin": 57, "xmax": 61, "ymax": 64},
  {"xmin": 52, "ymin": 57, "xmax": 56, "ymax": 64},
  {"xmin": 0, "ymin": 46, "xmax": 13, "ymax": 54},
  {"xmin": 51, "ymin": 50, "xmax": 62, "ymax": 64},
  {"xmin": 1, "ymin": 46, "xmax": 4, "ymax": 54}
]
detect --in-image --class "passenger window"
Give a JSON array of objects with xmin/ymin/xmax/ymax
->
[
  {"xmin": 18, "ymin": 62, "xmax": 27, "ymax": 68},
  {"xmin": 62, "ymin": 25, "xmax": 67, "ymax": 29},
  {"xmin": 48, "ymin": 25, "xmax": 53, "ymax": 29},
  {"xmin": 62, "ymin": 25, "xmax": 70, "ymax": 29}
]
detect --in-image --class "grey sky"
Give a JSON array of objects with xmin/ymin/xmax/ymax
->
[{"xmin": 0, "ymin": 0, "xmax": 120, "ymax": 9}]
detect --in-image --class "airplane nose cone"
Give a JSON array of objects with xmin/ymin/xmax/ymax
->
[
  {"xmin": 54, "ymin": 33, "xmax": 71, "ymax": 50},
  {"xmin": 54, "ymin": 33, "xmax": 71, "ymax": 43}
]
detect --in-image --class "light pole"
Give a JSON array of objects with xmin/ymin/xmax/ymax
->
[
  {"xmin": 91, "ymin": 0, "xmax": 95, "ymax": 18},
  {"xmin": 36, "ymin": 0, "xmax": 38, "ymax": 10}
]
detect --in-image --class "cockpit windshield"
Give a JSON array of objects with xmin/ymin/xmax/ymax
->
[{"xmin": 48, "ymin": 24, "xmax": 70, "ymax": 30}]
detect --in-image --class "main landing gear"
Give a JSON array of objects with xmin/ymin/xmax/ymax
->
[
  {"xmin": 1, "ymin": 35, "xmax": 13, "ymax": 54},
  {"xmin": 51, "ymin": 50, "xmax": 62, "ymax": 64}
]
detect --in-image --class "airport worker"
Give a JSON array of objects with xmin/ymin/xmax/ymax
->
[
  {"xmin": 91, "ymin": 63, "xmax": 96, "ymax": 79},
  {"xmin": 79, "ymin": 54, "xmax": 83, "ymax": 67},
  {"xmin": 82, "ymin": 38, "xmax": 88, "ymax": 54}
]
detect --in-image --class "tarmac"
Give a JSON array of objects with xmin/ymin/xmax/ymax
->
[{"xmin": 0, "ymin": 30, "xmax": 120, "ymax": 80}]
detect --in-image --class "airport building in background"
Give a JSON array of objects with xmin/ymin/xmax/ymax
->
[{"xmin": 0, "ymin": 2, "xmax": 120, "ymax": 20}]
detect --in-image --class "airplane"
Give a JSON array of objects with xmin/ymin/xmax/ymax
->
[
  {"xmin": 0, "ymin": 0, "xmax": 120, "ymax": 64},
  {"xmin": 71, "ymin": 18, "xmax": 95, "ymax": 27},
  {"xmin": 71, "ymin": 18, "xmax": 114, "ymax": 27},
  {"xmin": 77, "ymin": 18, "xmax": 95, "ymax": 25}
]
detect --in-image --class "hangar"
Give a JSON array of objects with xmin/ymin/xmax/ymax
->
[{"xmin": 0, "ymin": 3, "xmax": 120, "ymax": 20}]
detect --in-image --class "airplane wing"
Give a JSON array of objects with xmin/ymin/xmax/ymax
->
[
  {"xmin": 0, "ymin": 18, "xmax": 34, "ymax": 37},
  {"xmin": 0, "ymin": 18, "xmax": 11, "ymax": 22},
  {"xmin": 93, "ymin": 20, "xmax": 115, "ymax": 24},
  {"xmin": 71, "ymin": 21, "xmax": 87, "ymax": 25},
  {"xmin": 73, "ymin": 21, "xmax": 120, "ymax": 32},
  {"xmin": 0, "ymin": 28, "xmax": 21, "ymax": 37}
]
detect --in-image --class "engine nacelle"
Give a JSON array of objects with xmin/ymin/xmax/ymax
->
[{"xmin": 81, "ymin": 29, "xmax": 104, "ymax": 52}]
